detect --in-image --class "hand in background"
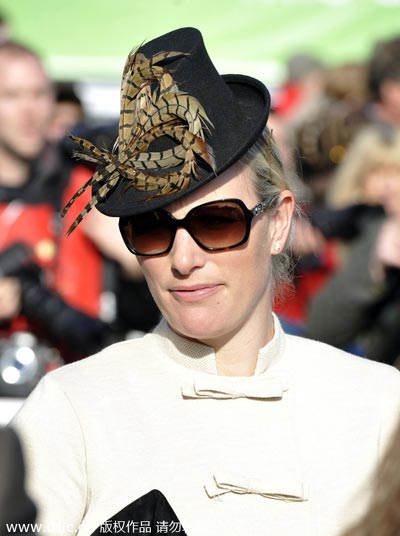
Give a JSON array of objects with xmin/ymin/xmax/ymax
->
[
  {"xmin": 0, "ymin": 277, "xmax": 22, "ymax": 322},
  {"xmin": 371, "ymin": 217, "xmax": 400, "ymax": 280}
]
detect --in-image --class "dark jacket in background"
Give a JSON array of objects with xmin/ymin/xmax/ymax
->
[{"xmin": 0, "ymin": 427, "xmax": 36, "ymax": 535}]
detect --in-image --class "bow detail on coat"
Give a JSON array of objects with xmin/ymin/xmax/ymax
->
[
  {"xmin": 181, "ymin": 374, "xmax": 288, "ymax": 400},
  {"xmin": 204, "ymin": 471, "xmax": 308, "ymax": 502}
]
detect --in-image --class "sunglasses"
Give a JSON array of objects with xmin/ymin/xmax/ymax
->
[{"xmin": 119, "ymin": 196, "xmax": 278, "ymax": 257}]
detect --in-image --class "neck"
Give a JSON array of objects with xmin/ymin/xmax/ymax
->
[
  {"xmin": 0, "ymin": 146, "xmax": 30, "ymax": 187},
  {"xmin": 201, "ymin": 301, "xmax": 274, "ymax": 377}
]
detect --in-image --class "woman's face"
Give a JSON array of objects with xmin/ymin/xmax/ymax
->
[
  {"xmin": 137, "ymin": 162, "xmax": 293, "ymax": 347},
  {"xmin": 362, "ymin": 164, "xmax": 400, "ymax": 214}
]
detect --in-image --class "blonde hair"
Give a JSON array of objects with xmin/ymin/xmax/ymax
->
[
  {"xmin": 241, "ymin": 127, "xmax": 300, "ymax": 293},
  {"xmin": 328, "ymin": 125, "xmax": 400, "ymax": 208}
]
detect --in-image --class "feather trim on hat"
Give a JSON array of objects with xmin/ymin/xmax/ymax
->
[{"xmin": 62, "ymin": 48, "xmax": 216, "ymax": 235}]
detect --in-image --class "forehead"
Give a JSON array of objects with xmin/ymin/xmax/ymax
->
[
  {"xmin": 0, "ymin": 52, "xmax": 49, "ymax": 89},
  {"xmin": 166, "ymin": 161, "xmax": 258, "ymax": 217}
]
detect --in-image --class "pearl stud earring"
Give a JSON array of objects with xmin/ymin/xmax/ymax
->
[{"xmin": 273, "ymin": 243, "xmax": 281, "ymax": 252}]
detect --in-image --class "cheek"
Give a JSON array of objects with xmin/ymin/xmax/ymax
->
[
  {"xmin": 229, "ymin": 225, "xmax": 272, "ymax": 288},
  {"xmin": 0, "ymin": 103, "xmax": 15, "ymax": 125},
  {"xmin": 138, "ymin": 258, "xmax": 168, "ymax": 303},
  {"xmin": 138, "ymin": 259, "xmax": 158, "ymax": 287},
  {"xmin": 247, "ymin": 250, "xmax": 272, "ymax": 292},
  {"xmin": 249, "ymin": 223, "xmax": 273, "ymax": 285},
  {"xmin": 37, "ymin": 98, "xmax": 54, "ymax": 121}
]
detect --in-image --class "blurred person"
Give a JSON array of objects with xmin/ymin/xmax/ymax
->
[
  {"xmin": 287, "ymin": 59, "xmax": 371, "ymax": 208},
  {"xmin": 58, "ymin": 121, "xmax": 161, "ymax": 337},
  {"xmin": 0, "ymin": 39, "xmax": 57, "ymax": 329},
  {"xmin": 306, "ymin": 125, "xmax": 400, "ymax": 365},
  {"xmin": 0, "ymin": 41, "xmax": 159, "ymax": 374},
  {"xmin": 367, "ymin": 35, "xmax": 400, "ymax": 127},
  {"xmin": 0, "ymin": 41, "xmax": 54, "ymax": 178},
  {"xmin": 11, "ymin": 27, "xmax": 400, "ymax": 536},
  {"xmin": 0, "ymin": 40, "xmax": 118, "ymax": 383},
  {"xmin": 327, "ymin": 124, "xmax": 400, "ymax": 209},
  {"xmin": 0, "ymin": 13, "xmax": 11, "ymax": 44},
  {"xmin": 274, "ymin": 58, "xmax": 378, "ymax": 337},
  {"xmin": 0, "ymin": 427, "xmax": 37, "ymax": 535},
  {"xmin": 273, "ymin": 53, "xmax": 326, "ymax": 120},
  {"xmin": 273, "ymin": 99, "xmax": 356, "ymax": 335},
  {"xmin": 324, "ymin": 62, "xmax": 368, "ymax": 110},
  {"xmin": 47, "ymin": 81, "xmax": 85, "ymax": 143},
  {"xmin": 270, "ymin": 59, "xmax": 365, "ymax": 202}
]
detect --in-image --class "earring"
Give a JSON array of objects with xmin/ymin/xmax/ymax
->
[{"xmin": 273, "ymin": 243, "xmax": 280, "ymax": 252}]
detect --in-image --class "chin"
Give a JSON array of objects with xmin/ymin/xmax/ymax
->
[
  {"xmin": 22, "ymin": 147, "xmax": 44, "ymax": 160},
  {"xmin": 14, "ymin": 139, "xmax": 45, "ymax": 160},
  {"xmin": 166, "ymin": 307, "xmax": 228, "ymax": 343}
]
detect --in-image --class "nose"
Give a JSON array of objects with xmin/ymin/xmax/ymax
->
[
  {"xmin": 18, "ymin": 95, "xmax": 44, "ymax": 129},
  {"xmin": 169, "ymin": 227, "xmax": 207, "ymax": 276},
  {"xmin": 19, "ymin": 91, "xmax": 38, "ymax": 113}
]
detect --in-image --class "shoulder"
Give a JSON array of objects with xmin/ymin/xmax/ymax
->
[
  {"xmin": 48, "ymin": 331, "xmax": 163, "ymax": 387},
  {"xmin": 283, "ymin": 335, "xmax": 400, "ymax": 461},
  {"xmin": 12, "ymin": 332, "xmax": 165, "ymax": 430},
  {"xmin": 285, "ymin": 333, "xmax": 400, "ymax": 390}
]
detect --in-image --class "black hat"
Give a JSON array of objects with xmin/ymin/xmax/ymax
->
[{"xmin": 64, "ymin": 27, "xmax": 270, "ymax": 230}]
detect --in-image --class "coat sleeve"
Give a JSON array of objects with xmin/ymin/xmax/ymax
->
[
  {"xmin": 377, "ymin": 366, "xmax": 400, "ymax": 461},
  {"xmin": 11, "ymin": 374, "xmax": 87, "ymax": 536},
  {"xmin": 306, "ymin": 220, "xmax": 390, "ymax": 348}
]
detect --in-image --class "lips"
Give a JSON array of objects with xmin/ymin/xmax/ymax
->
[{"xmin": 170, "ymin": 284, "xmax": 222, "ymax": 302}]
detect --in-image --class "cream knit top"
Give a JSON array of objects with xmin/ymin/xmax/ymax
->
[{"xmin": 13, "ymin": 316, "xmax": 400, "ymax": 536}]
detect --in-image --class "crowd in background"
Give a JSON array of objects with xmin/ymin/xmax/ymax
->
[
  {"xmin": 0, "ymin": 10, "xmax": 400, "ymax": 536},
  {"xmin": 271, "ymin": 34, "xmax": 400, "ymax": 369},
  {"xmin": 0, "ymin": 17, "xmax": 161, "ymax": 397},
  {"xmin": 0, "ymin": 14, "xmax": 399, "ymax": 400}
]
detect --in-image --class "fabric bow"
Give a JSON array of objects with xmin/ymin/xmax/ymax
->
[
  {"xmin": 181, "ymin": 374, "xmax": 288, "ymax": 400},
  {"xmin": 204, "ymin": 471, "xmax": 308, "ymax": 502}
]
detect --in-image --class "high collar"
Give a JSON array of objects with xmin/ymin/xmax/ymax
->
[
  {"xmin": 150, "ymin": 316, "xmax": 304, "ymax": 501},
  {"xmin": 152, "ymin": 313, "xmax": 286, "ymax": 376}
]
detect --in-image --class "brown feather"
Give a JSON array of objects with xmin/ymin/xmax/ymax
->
[{"xmin": 63, "ymin": 46, "xmax": 214, "ymax": 233}]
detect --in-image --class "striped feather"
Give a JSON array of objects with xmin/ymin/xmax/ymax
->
[{"xmin": 63, "ymin": 47, "xmax": 214, "ymax": 233}]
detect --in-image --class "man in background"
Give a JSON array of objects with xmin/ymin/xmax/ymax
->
[{"xmin": 0, "ymin": 41, "xmax": 109, "ymax": 392}]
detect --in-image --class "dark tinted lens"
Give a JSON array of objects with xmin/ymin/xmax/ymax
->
[
  {"xmin": 188, "ymin": 201, "xmax": 247, "ymax": 249},
  {"xmin": 122, "ymin": 212, "xmax": 172, "ymax": 255}
]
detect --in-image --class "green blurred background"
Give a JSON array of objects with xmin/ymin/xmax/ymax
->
[{"xmin": 1, "ymin": 0, "xmax": 400, "ymax": 84}]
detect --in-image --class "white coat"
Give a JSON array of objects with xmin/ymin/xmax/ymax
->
[{"xmin": 12, "ymin": 316, "xmax": 400, "ymax": 536}]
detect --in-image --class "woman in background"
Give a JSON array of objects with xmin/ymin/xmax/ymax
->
[{"xmin": 307, "ymin": 125, "xmax": 400, "ymax": 365}]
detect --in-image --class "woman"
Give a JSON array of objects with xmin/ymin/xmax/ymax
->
[
  {"xmin": 12, "ymin": 28, "xmax": 400, "ymax": 536},
  {"xmin": 326, "ymin": 125, "xmax": 400, "ymax": 210},
  {"xmin": 307, "ymin": 125, "xmax": 400, "ymax": 364}
]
